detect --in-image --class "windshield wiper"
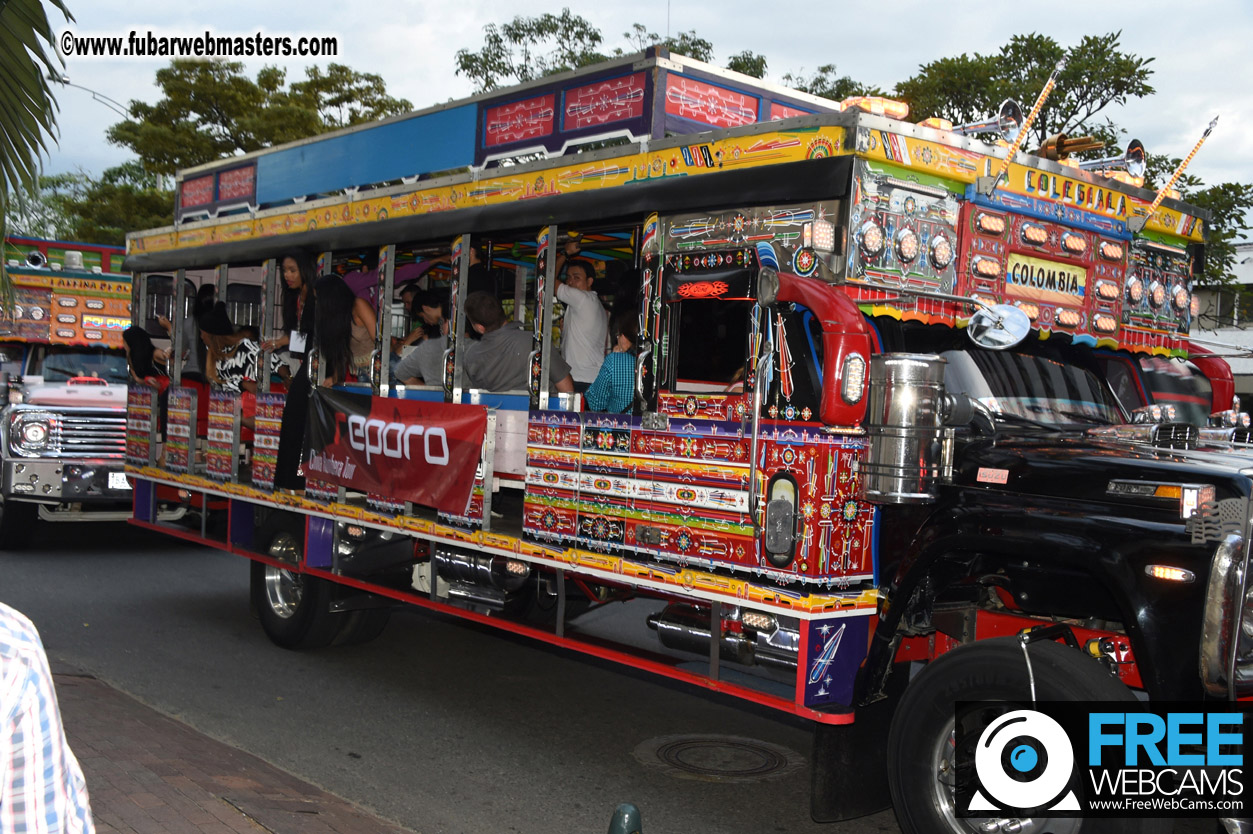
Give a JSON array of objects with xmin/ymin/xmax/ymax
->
[
  {"xmin": 991, "ymin": 412, "xmax": 1058, "ymax": 431},
  {"xmin": 1054, "ymin": 409, "xmax": 1115, "ymax": 426}
]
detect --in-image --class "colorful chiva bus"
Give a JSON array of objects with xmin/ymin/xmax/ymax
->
[{"xmin": 124, "ymin": 48, "xmax": 1240, "ymax": 832}]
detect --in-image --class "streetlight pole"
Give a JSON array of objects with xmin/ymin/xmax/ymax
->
[{"xmin": 46, "ymin": 72, "xmax": 130, "ymax": 120}]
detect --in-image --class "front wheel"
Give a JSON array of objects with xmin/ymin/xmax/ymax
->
[{"xmin": 886, "ymin": 637, "xmax": 1169, "ymax": 834}]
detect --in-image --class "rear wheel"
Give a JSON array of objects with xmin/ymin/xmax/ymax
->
[
  {"xmin": 250, "ymin": 516, "xmax": 340, "ymax": 650},
  {"xmin": 0, "ymin": 497, "xmax": 38, "ymax": 550},
  {"xmin": 887, "ymin": 637, "xmax": 1168, "ymax": 834}
]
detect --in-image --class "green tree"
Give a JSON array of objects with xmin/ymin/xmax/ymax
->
[
  {"xmin": 620, "ymin": 23, "xmax": 713, "ymax": 63},
  {"xmin": 1189, "ymin": 182, "xmax": 1253, "ymax": 287},
  {"xmin": 0, "ymin": 0, "xmax": 73, "ymax": 303},
  {"xmin": 456, "ymin": 13, "xmax": 768, "ymax": 93},
  {"xmin": 896, "ymin": 32, "xmax": 1154, "ymax": 148},
  {"xmin": 726, "ymin": 51, "xmax": 767, "ymax": 80},
  {"xmin": 60, "ymin": 161, "xmax": 175, "ymax": 246},
  {"xmin": 107, "ymin": 60, "xmax": 412, "ymax": 176},
  {"xmin": 782, "ymin": 64, "xmax": 881, "ymax": 102},
  {"xmin": 455, "ymin": 9, "xmax": 607, "ymax": 92},
  {"xmin": 1144, "ymin": 153, "xmax": 1253, "ymax": 288},
  {"xmin": 5, "ymin": 172, "xmax": 89, "ymax": 240}
]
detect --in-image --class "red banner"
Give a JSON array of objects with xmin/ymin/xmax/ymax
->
[{"xmin": 307, "ymin": 389, "xmax": 487, "ymax": 515}]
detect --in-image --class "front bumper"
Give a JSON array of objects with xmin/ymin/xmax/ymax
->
[{"xmin": 3, "ymin": 457, "xmax": 131, "ymax": 504}]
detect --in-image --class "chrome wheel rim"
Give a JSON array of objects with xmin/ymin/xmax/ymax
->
[{"xmin": 264, "ymin": 533, "xmax": 302, "ymax": 619}]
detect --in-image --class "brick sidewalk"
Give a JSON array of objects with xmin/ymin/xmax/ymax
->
[{"xmin": 53, "ymin": 672, "xmax": 414, "ymax": 834}]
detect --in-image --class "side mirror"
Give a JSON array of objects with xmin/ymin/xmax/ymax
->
[{"xmin": 966, "ymin": 304, "xmax": 1030, "ymax": 350}]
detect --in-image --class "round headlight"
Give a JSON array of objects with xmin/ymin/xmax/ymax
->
[
  {"xmin": 1149, "ymin": 281, "xmax": 1166, "ymax": 309},
  {"xmin": 1126, "ymin": 275, "xmax": 1144, "ymax": 304},
  {"xmin": 894, "ymin": 228, "xmax": 920, "ymax": 264},
  {"xmin": 929, "ymin": 235, "xmax": 954, "ymax": 270},
  {"xmin": 21, "ymin": 422, "xmax": 48, "ymax": 445},
  {"xmin": 1172, "ymin": 285, "xmax": 1190, "ymax": 312},
  {"xmin": 859, "ymin": 220, "xmax": 885, "ymax": 257}
]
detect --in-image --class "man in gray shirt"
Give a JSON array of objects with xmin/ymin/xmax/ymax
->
[
  {"xmin": 395, "ymin": 289, "xmax": 449, "ymax": 386},
  {"xmin": 463, "ymin": 292, "xmax": 573, "ymax": 393}
]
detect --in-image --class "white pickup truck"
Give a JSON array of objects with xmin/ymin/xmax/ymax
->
[{"xmin": 0, "ymin": 344, "xmax": 133, "ymax": 547}]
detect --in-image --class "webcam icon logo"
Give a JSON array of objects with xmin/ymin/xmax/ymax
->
[{"xmin": 969, "ymin": 709, "xmax": 1080, "ymax": 813}]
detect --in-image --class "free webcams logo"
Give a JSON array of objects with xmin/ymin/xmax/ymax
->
[
  {"xmin": 958, "ymin": 703, "xmax": 1249, "ymax": 819},
  {"xmin": 969, "ymin": 709, "xmax": 1080, "ymax": 813}
]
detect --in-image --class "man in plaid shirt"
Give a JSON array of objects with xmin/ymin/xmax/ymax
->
[{"xmin": 0, "ymin": 602, "xmax": 94, "ymax": 833}]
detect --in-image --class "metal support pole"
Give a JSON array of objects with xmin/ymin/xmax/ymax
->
[
  {"xmin": 171, "ymin": 268, "xmax": 186, "ymax": 383},
  {"xmin": 538, "ymin": 228, "xmax": 558, "ymax": 411},
  {"xmin": 479, "ymin": 409, "xmax": 497, "ymax": 531},
  {"xmin": 709, "ymin": 600, "xmax": 721, "ymax": 681},
  {"xmin": 450, "ymin": 234, "xmax": 470, "ymax": 404},
  {"xmin": 556, "ymin": 568, "xmax": 566, "ymax": 639},
  {"xmin": 376, "ymin": 244, "xmax": 395, "ymax": 395},
  {"xmin": 314, "ymin": 251, "xmax": 333, "ymax": 388},
  {"xmin": 258, "ymin": 258, "xmax": 276, "ymax": 394}
]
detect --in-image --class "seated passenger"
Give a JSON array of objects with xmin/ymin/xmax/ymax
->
[
  {"xmin": 463, "ymin": 291, "xmax": 573, "ymax": 393},
  {"xmin": 584, "ymin": 312, "xmax": 637, "ymax": 414},
  {"xmin": 395, "ymin": 289, "xmax": 449, "ymax": 386}
]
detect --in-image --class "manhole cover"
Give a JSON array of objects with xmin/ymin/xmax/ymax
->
[{"xmin": 633, "ymin": 734, "xmax": 804, "ymax": 783}]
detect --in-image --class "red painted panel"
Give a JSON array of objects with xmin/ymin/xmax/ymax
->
[
  {"xmin": 484, "ymin": 94, "xmax": 556, "ymax": 148},
  {"xmin": 180, "ymin": 174, "xmax": 214, "ymax": 208},
  {"xmin": 562, "ymin": 72, "xmax": 646, "ymax": 131},
  {"xmin": 216, "ymin": 165, "xmax": 256, "ymax": 202},
  {"xmin": 770, "ymin": 102, "xmax": 809, "ymax": 120},
  {"xmin": 664, "ymin": 76, "xmax": 757, "ymax": 129}
]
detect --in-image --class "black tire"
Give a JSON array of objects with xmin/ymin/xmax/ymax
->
[
  {"xmin": 331, "ymin": 607, "xmax": 391, "ymax": 646},
  {"xmin": 249, "ymin": 517, "xmax": 340, "ymax": 650},
  {"xmin": 887, "ymin": 637, "xmax": 1170, "ymax": 834},
  {"xmin": 0, "ymin": 498, "xmax": 38, "ymax": 550}
]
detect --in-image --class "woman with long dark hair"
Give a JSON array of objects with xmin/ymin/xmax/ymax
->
[
  {"xmin": 270, "ymin": 254, "xmax": 316, "ymax": 491},
  {"xmin": 313, "ymin": 274, "xmax": 359, "ymax": 386}
]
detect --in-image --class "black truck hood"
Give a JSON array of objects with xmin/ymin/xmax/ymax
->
[{"xmin": 952, "ymin": 430, "xmax": 1253, "ymax": 509}]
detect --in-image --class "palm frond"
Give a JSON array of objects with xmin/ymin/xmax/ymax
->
[{"xmin": 0, "ymin": 0, "xmax": 75, "ymax": 308}]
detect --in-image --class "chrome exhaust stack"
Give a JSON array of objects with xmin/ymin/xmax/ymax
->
[{"xmin": 646, "ymin": 603, "xmax": 799, "ymax": 670}]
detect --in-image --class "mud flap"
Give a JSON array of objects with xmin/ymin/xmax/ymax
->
[{"xmin": 810, "ymin": 662, "xmax": 907, "ymax": 822}]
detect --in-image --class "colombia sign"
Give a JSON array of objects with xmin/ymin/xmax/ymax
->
[
  {"xmin": 1005, "ymin": 252, "xmax": 1088, "ymax": 307},
  {"xmin": 307, "ymin": 388, "xmax": 487, "ymax": 515}
]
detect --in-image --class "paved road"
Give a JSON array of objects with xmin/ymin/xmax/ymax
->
[{"xmin": 1, "ymin": 521, "xmax": 901, "ymax": 834}]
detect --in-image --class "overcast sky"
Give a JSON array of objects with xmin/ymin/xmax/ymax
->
[{"xmin": 42, "ymin": 0, "xmax": 1252, "ymax": 211}]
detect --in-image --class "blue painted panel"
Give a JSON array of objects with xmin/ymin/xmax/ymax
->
[
  {"xmin": 133, "ymin": 479, "xmax": 155, "ymax": 523},
  {"xmin": 229, "ymin": 499, "xmax": 254, "ymax": 551},
  {"xmin": 256, "ymin": 105, "xmax": 478, "ymax": 204},
  {"xmin": 471, "ymin": 393, "xmax": 532, "ymax": 411},
  {"xmin": 397, "ymin": 388, "xmax": 447, "ymax": 402},
  {"xmin": 306, "ymin": 516, "xmax": 335, "ymax": 569}
]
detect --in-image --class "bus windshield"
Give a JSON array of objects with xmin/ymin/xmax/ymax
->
[
  {"xmin": 942, "ymin": 349, "xmax": 1124, "ymax": 427},
  {"xmin": 28, "ymin": 346, "xmax": 129, "ymax": 385}
]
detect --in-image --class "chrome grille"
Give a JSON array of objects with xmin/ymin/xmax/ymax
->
[
  {"xmin": 1151, "ymin": 422, "xmax": 1198, "ymax": 450},
  {"xmin": 1233, "ymin": 428, "xmax": 1252, "ymax": 445},
  {"xmin": 50, "ymin": 408, "xmax": 127, "ymax": 459}
]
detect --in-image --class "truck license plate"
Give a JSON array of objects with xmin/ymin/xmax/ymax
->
[{"xmin": 108, "ymin": 472, "xmax": 131, "ymax": 491}]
